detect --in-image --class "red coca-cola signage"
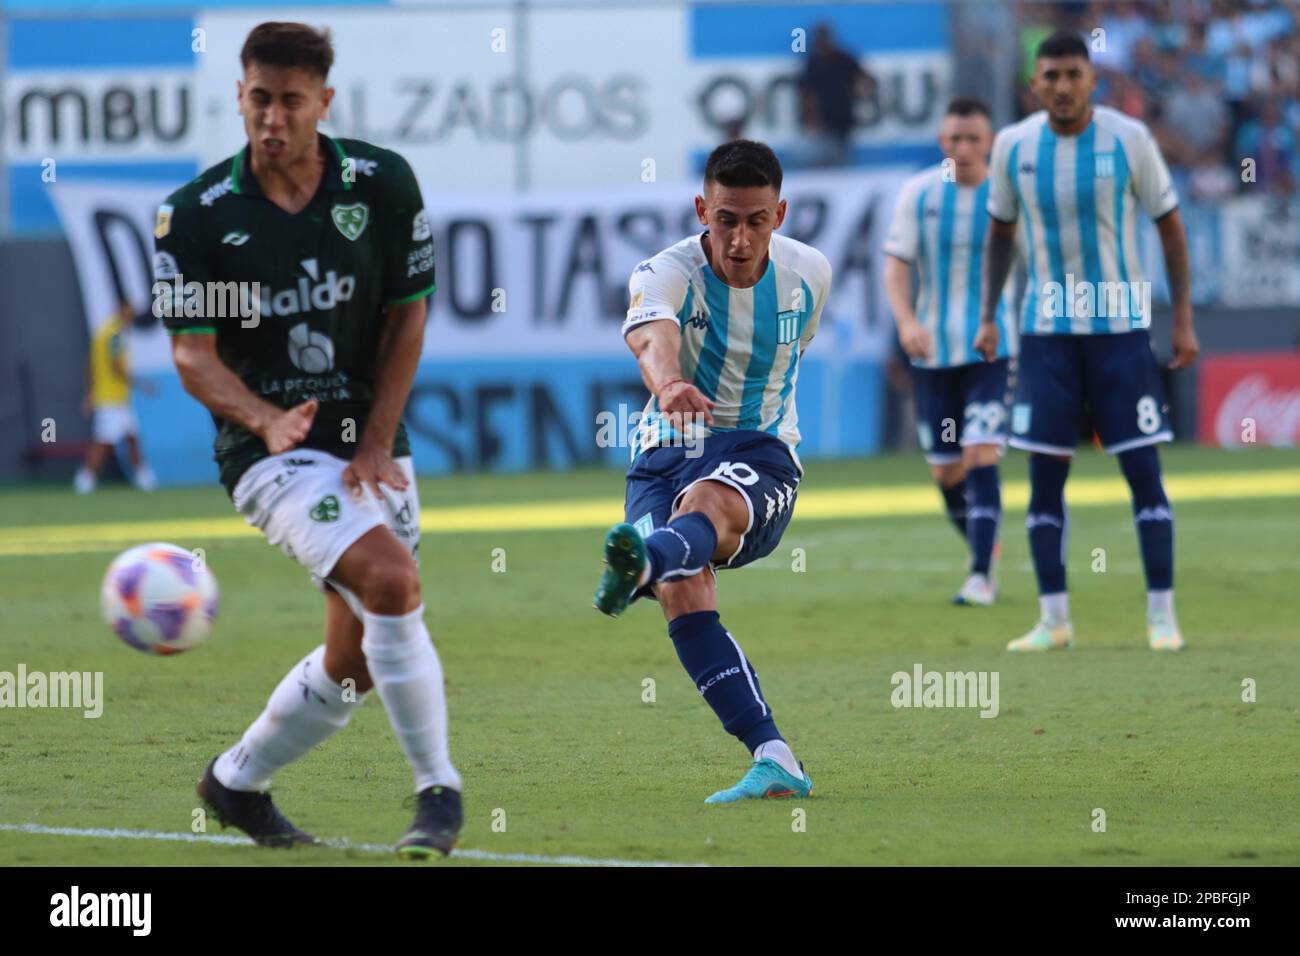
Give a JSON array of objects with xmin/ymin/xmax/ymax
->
[{"xmin": 1199, "ymin": 354, "xmax": 1300, "ymax": 447}]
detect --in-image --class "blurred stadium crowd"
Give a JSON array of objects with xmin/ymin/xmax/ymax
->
[{"xmin": 1016, "ymin": 1, "xmax": 1299, "ymax": 198}]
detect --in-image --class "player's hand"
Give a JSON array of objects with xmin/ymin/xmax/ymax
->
[
  {"xmin": 1169, "ymin": 320, "xmax": 1199, "ymax": 370},
  {"xmin": 342, "ymin": 443, "xmax": 409, "ymax": 500},
  {"xmin": 261, "ymin": 399, "xmax": 317, "ymax": 454},
  {"xmin": 898, "ymin": 322, "xmax": 933, "ymax": 361},
  {"xmin": 973, "ymin": 322, "xmax": 1000, "ymax": 362},
  {"xmin": 657, "ymin": 379, "xmax": 715, "ymax": 431}
]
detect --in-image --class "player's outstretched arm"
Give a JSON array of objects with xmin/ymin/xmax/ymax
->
[
  {"xmin": 344, "ymin": 298, "xmax": 428, "ymax": 498},
  {"xmin": 626, "ymin": 320, "xmax": 715, "ymax": 427},
  {"xmin": 974, "ymin": 218, "xmax": 1017, "ymax": 361},
  {"xmin": 1154, "ymin": 209, "xmax": 1198, "ymax": 369},
  {"xmin": 884, "ymin": 254, "xmax": 932, "ymax": 361},
  {"xmin": 171, "ymin": 333, "xmax": 316, "ymax": 454}
]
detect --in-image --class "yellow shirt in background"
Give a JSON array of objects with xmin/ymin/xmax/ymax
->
[{"xmin": 90, "ymin": 311, "xmax": 130, "ymax": 407}]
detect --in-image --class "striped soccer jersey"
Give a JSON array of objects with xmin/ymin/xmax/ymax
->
[
  {"xmin": 987, "ymin": 105, "xmax": 1178, "ymax": 335},
  {"xmin": 621, "ymin": 232, "xmax": 833, "ymax": 467},
  {"xmin": 884, "ymin": 164, "xmax": 1018, "ymax": 368}
]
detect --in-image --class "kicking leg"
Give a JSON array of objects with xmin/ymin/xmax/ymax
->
[{"xmin": 654, "ymin": 480, "xmax": 811, "ymax": 804}]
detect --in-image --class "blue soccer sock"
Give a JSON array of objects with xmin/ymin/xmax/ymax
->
[
  {"xmin": 939, "ymin": 478, "xmax": 969, "ymax": 540},
  {"xmin": 667, "ymin": 610, "xmax": 781, "ymax": 753},
  {"xmin": 965, "ymin": 464, "xmax": 1001, "ymax": 575},
  {"xmin": 644, "ymin": 512, "xmax": 717, "ymax": 583},
  {"xmin": 1119, "ymin": 445, "xmax": 1174, "ymax": 595},
  {"xmin": 1027, "ymin": 454, "xmax": 1071, "ymax": 598}
]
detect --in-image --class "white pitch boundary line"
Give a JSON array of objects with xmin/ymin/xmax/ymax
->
[{"xmin": 0, "ymin": 823, "xmax": 707, "ymax": 868}]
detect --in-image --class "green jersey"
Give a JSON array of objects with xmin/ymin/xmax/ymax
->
[{"xmin": 153, "ymin": 134, "xmax": 435, "ymax": 494}]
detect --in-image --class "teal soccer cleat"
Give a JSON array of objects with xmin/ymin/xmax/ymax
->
[
  {"xmin": 704, "ymin": 758, "xmax": 813, "ymax": 804},
  {"xmin": 593, "ymin": 523, "xmax": 649, "ymax": 618}
]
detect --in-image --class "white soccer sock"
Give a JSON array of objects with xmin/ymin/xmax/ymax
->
[
  {"xmin": 214, "ymin": 644, "xmax": 364, "ymax": 792},
  {"xmin": 1040, "ymin": 592, "xmax": 1070, "ymax": 626},
  {"xmin": 753, "ymin": 739, "xmax": 800, "ymax": 778},
  {"xmin": 1147, "ymin": 589, "xmax": 1175, "ymax": 620},
  {"xmin": 361, "ymin": 604, "xmax": 462, "ymax": 793},
  {"xmin": 74, "ymin": 467, "xmax": 95, "ymax": 495}
]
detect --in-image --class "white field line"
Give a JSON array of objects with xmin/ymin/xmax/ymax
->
[{"xmin": 0, "ymin": 822, "xmax": 707, "ymax": 868}]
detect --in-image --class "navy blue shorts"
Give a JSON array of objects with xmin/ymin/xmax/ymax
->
[
  {"xmin": 911, "ymin": 359, "xmax": 1012, "ymax": 465},
  {"xmin": 1010, "ymin": 331, "xmax": 1172, "ymax": 455},
  {"xmin": 624, "ymin": 430, "xmax": 801, "ymax": 571}
]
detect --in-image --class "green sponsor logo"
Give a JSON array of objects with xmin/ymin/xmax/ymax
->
[
  {"xmin": 331, "ymin": 202, "xmax": 369, "ymax": 241},
  {"xmin": 310, "ymin": 494, "xmax": 340, "ymax": 522}
]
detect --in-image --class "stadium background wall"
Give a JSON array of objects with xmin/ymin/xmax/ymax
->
[{"xmin": 2, "ymin": 0, "xmax": 1298, "ymax": 484}]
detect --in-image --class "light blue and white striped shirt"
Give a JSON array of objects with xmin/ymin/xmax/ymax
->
[
  {"xmin": 988, "ymin": 105, "xmax": 1178, "ymax": 335},
  {"xmin": 622, "ymin": 232, "xmax": 832, "ymax": 467},
  {"xmin": 884, "ymin": 164, "xmax": 1018, "ymax": 368}
]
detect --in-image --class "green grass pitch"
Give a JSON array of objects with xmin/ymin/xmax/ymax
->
[{"xmin": 1, "ymin": 445, "xmax": 1297, "ymax": 866}]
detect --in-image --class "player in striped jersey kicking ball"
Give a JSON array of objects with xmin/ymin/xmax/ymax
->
[
  {"xmin": 975, "ymin": 32, "xmax": 1199, "ymax": 652},
  {"xmin": 884, "ymin": 97, "xmax": 1018, "ymax": 608},
  {"xmin": 592, "ymin": 140, "xmax": 831, "ymax": 803}
]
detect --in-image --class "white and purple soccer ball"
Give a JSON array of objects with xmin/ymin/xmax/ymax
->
[{"xmin": 100, "ymin": 543, "xmax": 218, "ymax": 655}]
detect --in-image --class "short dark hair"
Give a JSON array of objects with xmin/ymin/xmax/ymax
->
[
  {"xmin": 946, "ymin": 96, "xmax": 991, "ymax": 119},
  {"xmin": 1036, "ymin": 31, "xmax": 1090, "ymax": 62},
  {"xmin": 240, "ymin": 22, "xmax": 334, "ymax": 79},
  {"xmin": 703, "ymin": 139, "xmax": 783, "ymax": 194}
]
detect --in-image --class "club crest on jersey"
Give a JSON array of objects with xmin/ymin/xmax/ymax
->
[
  {"xmin": 777, "ymin": 309, "xmax": 800, "ymax": 344},
  {"xmin": 1095, "ymin": 153, "xmax": 1115, "ymax": 179},
  {"xmin": 331, "ymin": 203, "xmax": 369, "ymax": 241}
]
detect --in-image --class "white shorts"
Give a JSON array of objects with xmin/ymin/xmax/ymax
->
[
  {"xmin": 231, "ymin": 449, "xmax": 420, "ymax": 587},
  {"xmin": 92, "ymin": 404, "xmax": 138, "ymax": 444}
]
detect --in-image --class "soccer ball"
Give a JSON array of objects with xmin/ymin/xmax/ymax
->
[{"xmin": 101, "ymin": 543, "xmax": 218, "ymax": 655}]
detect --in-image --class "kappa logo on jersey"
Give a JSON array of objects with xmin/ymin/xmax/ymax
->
[
  {"xmin": 763, "ymin": 482, "xmax": 797, "ymax": 522},
  {"xmin": 154, "ymin": 204, "xmax": 172, "ymax": 239},
  {"xmin": 411, "ymin": 209, "xmax": 431, "ymax": 242},
  {"xmin": 687, "ymin": 311, "xmax": 709, "ymax": 330},
  {"xmin": 310, "ymin": 495, "xmax": 340, "ymax": 523},
  {"xmin": 635, "ymin": 261, "xmax": 655, "ymax": 274},
  {"xmin": 222, "ymin": 231, "xmax": 251, "ymax": 246},
  {"xmin": 200, "ymin": 177, "xmax": 233, "ymax": 207},
  {"xmin": 777, "ymin": 310, "xmax": 800, "ymax": 345},
  {"xmin": 287, "ymin": 322, "xmax": 335, "ymax": 373},
  {"xmin": 1019, "ymin": 161, "xmax": 1036, "ymax": 175},
  {"xmin": 331, "ymin": 202, "xmax": 369, "ymax": 241}
]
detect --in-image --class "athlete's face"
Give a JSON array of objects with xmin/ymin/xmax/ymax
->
[
  {"xmin": 695, "ymin": 183, "xmax": 786, "ymax": 288},
  {"xmin": 938, "ymin": 113, "xmax": 993, "ymax": 180},
  {"xmin": 1031, "ymin": 54, "xmax": 1096, "ymax": 126},
  {"xmin": 237, "ymin": 63, "xmax": 333, "ymax": 170}
]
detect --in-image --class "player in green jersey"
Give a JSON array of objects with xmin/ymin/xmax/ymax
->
[{"xmin": 154, "ymin": 22, "xmax": 459, "ymax": 857}]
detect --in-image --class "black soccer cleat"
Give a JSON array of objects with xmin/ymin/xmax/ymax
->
[
  {"xmin": 197, "ymin": 758, "xmax": 318, "ymax": 848},
  {"xmin": 395, "ymin": 785, "xmax": 463, "ymax": 859}
]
